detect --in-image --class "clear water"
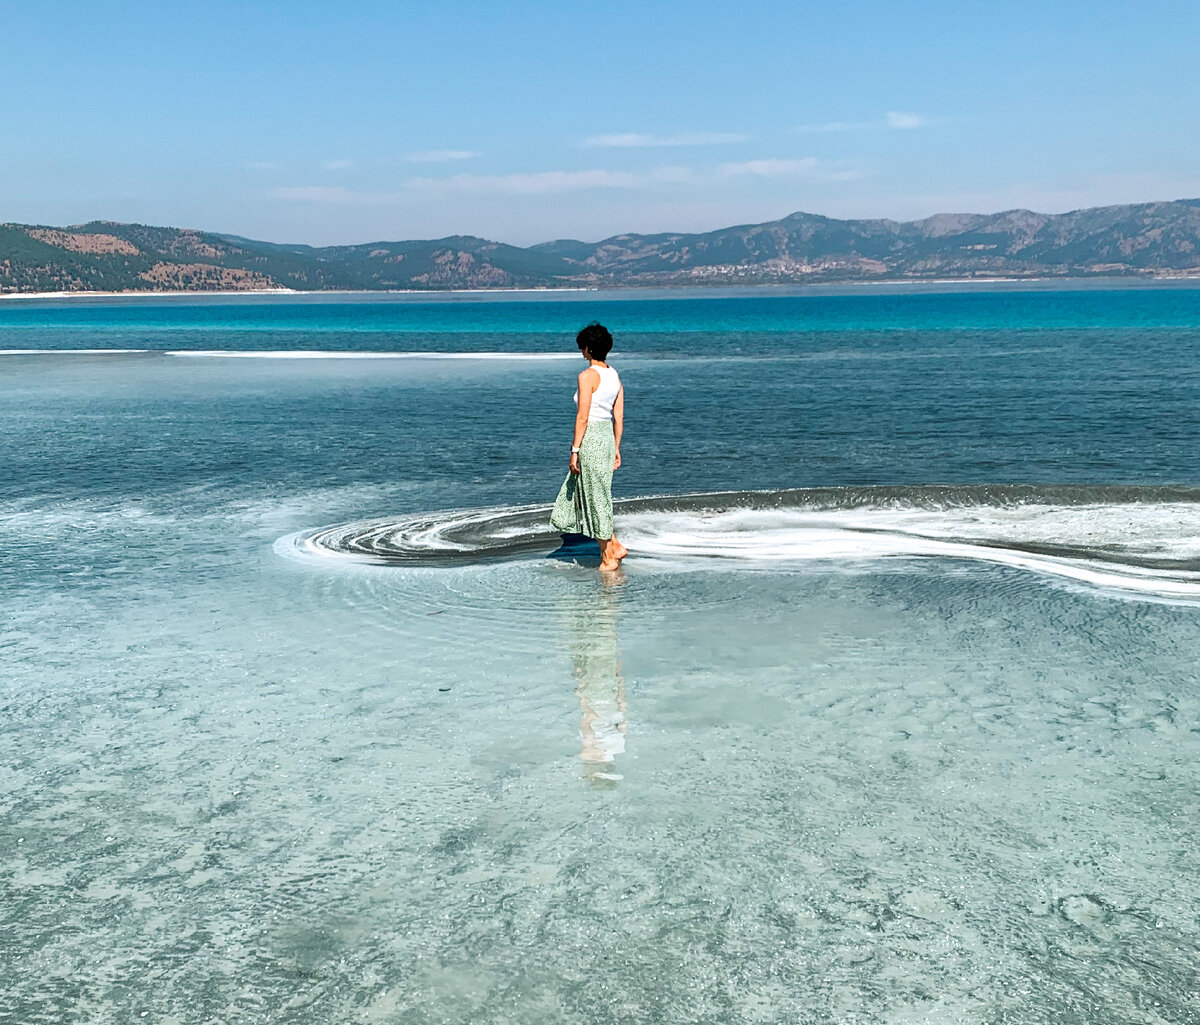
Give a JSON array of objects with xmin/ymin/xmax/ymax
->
[{"xmin": 3, "ymin": 288, "xmax": 1200, "ymax": 1024}]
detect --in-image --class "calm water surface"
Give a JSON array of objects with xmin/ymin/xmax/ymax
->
[{"xmin": 3, "ymin": 287, "xmax": 1200, "ymax": 1024}]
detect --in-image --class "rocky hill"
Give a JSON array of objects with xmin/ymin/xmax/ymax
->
[
  {"xmin": 3, "ymin": 199, "xmax": 1199, "ymax": 293},
  {"xmin": 532, "ymin": 200, "xmax": 1200, "ymax": 284}
]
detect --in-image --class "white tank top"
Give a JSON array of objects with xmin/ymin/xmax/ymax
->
[{"xmin": 575, "ymin": 364, "xmax": 621, "ymax": 422}]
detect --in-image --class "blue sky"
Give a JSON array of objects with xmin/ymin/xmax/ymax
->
[{"xmin": 3, "ymin": 0, "xmax": 1198, "ymax": 245}]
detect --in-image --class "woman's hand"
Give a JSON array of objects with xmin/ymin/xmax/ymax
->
[
  {"xmin": 613, "ymin": 449, "xmax": 621, "ymax": 470},
  {"xmin": 569, "ymin": 451, "xmax": 580, "ymax": 474}
]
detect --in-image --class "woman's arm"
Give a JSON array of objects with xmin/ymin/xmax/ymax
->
[
  {"xmin": 569, "ymin": 368, "xmax": 599, "ymax": 474},
  {"xmin": 612, "ymin": 385, "xmax": 624, "ymax": 469}
]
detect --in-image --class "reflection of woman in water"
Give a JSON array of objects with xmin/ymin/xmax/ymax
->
[
  {"xmin": 570, "ymin": 580, "xmax": 628, "ymax": 786},
  {"xmin": 550, "ymin": 322, "xmax": 628, "ymax": 572}
]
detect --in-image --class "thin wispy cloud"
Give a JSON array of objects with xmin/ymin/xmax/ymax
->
[
  {"xmin": 269, "ymin": 186, "xmax": 382, "ymax": 204},
  {"xmin": 322, "ymin": 158, "xmax": 354, "ymax": 171},
  {"xmin": 583, "ymin": 132, "xmax": 749, "ymax": 148},
  {"xmin": 794, "ymin": 122, "xmax": 867, "ymax": 134},
  {"xmin": 885, "ymin": 111, "xmax": 928, "ymax": 129},
  {"xmin": 272, "ymin": 156, "xmax": 863, "ymax": 205},
  {"xmin": 269, "ymin": 168, "xmax": 694, "ymax": 204},
  {"xmin": 720, "ymin": 158, "xmax": 819, "ymax": 178},
  {"xmin": 270, "ymin": 174, "xmax": 644, "ymax": 203},
  {"xmin": 406, "ymin": 167, "xmax": 692, "ymax": 195},
  {"xmin": 408, "ymin": 149, "xmax": 481, "ymax": 163},
  {"xmin": 795, "ymin": 112, "xmax": 932, "ymax": 133}
]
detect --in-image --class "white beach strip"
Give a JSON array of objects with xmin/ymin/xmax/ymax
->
[
  {"xmin": 0, "ymin": 286, "xmax": 598, "ymax": 301},
  {"xmin": 164, "ymin": 350, "xmax": 579, "ymax": 360},
  {"xmin": 0, "ymin": 289, "xmax": 297, "ymax": 301},
  {"xmin": 0, "ymin": 348, "xmax": 152, "ymax": 355}
]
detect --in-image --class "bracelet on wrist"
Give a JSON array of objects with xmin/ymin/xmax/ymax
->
[{"xmin": 571, "ymin": 446, "xmax": 581, "ymax": 453}]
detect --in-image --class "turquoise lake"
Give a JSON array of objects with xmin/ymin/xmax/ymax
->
[{"xmin": 3, "ymin": 285, "xmax": 1199, "ymax": 1024}]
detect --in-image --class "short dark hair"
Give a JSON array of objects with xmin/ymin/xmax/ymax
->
[{"xmin": 576, "ymin": 321, "xmax": 613, "ymax": 360}]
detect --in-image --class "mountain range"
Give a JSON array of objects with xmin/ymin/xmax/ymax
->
[{"xmin": 3, "ymin": 199, "xmax": 1199, "ymax": 294}]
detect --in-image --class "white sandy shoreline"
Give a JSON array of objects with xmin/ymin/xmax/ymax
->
[
  {"xmin": 0, "ymin": 286, "xmax": 599, "ymax": 302},
  {"xmin": 0, "ymin": 288, "xmax": 299, "ymax": 301}
]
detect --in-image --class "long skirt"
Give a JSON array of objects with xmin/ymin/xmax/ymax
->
[{"xmin": 550, "ymin": 420, "xmax": 615, "ymax": 540}]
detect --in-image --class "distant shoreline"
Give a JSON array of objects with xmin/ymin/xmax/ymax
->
[
  {"xmin": 0, "ymin": 286, "xmax": 599, "ymax": 301},
  {"xmin": 3, "ymin": 276, "xmax": 1200, "ymax": 303}
]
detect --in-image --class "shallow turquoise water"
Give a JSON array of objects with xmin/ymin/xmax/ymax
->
[{"xmin": 3, "ymin": 288, "xmax": 1200, "ymax": 1023}]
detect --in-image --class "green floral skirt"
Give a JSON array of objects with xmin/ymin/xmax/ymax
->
[{"xmin": 550, "ymin": 420, "xmax": 615, "ymax": 540}]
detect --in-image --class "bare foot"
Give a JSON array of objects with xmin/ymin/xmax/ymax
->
[
  {"xmin": 599, "ymin": 556, "xmax": 620, "ymax": 572},
  {"xmin": 613, "ymin": 542, "xmax": 628, "ymax": 560}
]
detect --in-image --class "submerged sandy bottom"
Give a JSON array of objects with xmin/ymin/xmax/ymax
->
[{"xmin": 6, "ymin": 525, "xmax": 1199, "ymax": 1024}]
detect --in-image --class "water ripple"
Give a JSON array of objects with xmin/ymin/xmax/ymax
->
[{"xmin": 279, "ymin": 485, "xmax": 1200, "ymax": 603}]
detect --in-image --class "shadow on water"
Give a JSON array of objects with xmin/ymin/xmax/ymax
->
[
  {"xmin": 566, "ymin": 570, "xmax": 629, "ymax": 789},
  {"xmin": 547, "ymin": 532, "xmax": 601, "ymax": 567}
]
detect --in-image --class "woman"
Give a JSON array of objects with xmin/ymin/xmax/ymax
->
[{"xmin": 550, "ymin": 322, "xmax": 628, "ymax": 571}]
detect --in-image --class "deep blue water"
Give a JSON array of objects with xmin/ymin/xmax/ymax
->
[
  {"xmin": 3, "ymin": 287, "xmax": 1200, "ymax": 1024},
  {"xmin": 4, "ymin": 285, "xmax": 1200, "ymax": 348}
]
